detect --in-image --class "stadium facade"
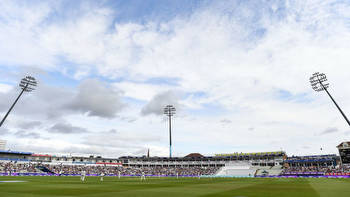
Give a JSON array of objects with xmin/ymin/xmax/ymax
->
[
  {"xmin": 1, "ymin": 143, "xmax": 349, "ymax": 178},
  {"xmin": 0, "ymin": 150, "xmax": 286, "ymax": 167},
  {"xmin": 0, "ymin": 139, "xmax": 6, "ymax": 150},
  {"xmin": 284, "ymin": 155, "xmax": 338, "ymax": 167},
  {"xmin": 120, "ymin": 151, "xmax": 285, "ymax": 168},
  {"xmin": 337, "ymin": 141, "xmax": 350, "ymax": 164},
  {"xmin": 0, "ymin": 150, "xmax": 121, "ymax": 166},
  {"xmin": 0, "ymin": 150, "xmax": 341, "ymax": 168}
]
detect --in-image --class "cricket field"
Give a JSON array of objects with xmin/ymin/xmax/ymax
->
[{"xmin": 0, "ymin": 176, "xmax": 350, "ymax": 197}]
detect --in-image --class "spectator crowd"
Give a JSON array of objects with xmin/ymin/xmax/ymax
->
[
  {"xmin": 281, "ymin": 165, "xmax": 350, "ymax": 174},
  {"xmin": 0, "ymin": 161, "xmax": 219, "ymax": 176},
  {"xmin": 0, "ymin": 162, "xmax": 41, "ymax": 174},
  {"xmin": 3, "ymin": 161, "xmax": 350, "ymax": 176}
]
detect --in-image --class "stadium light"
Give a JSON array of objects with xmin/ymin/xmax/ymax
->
[
  {"xmin": 0, "ymin": 76, "xmax": 37, "ymax": 127},
  {"xmin": 164, "ymin": 105, "xmax": 176, "ymax": 158},
  {"xmin": 309, "ymin": 72, "xmax": 350, "ymax": 126}
]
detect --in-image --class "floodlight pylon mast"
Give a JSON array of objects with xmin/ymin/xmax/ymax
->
[
  {"xmin": 0, "ymin": 76, "xmax": 37, "ymax": 127},
  {"xmin": 321, "ymin": 81, "xmax": 350, "ymax": 126},
  {"xmin": 164, "ymin": 105, "xmax": 176, "ymax": 158},
  {"xmin": 310, "ymin": 72, "xmax": 350, "ymax": 127}
]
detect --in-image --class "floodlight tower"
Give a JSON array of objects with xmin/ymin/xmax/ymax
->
[
  {"xmin": 164, "ymin": 105, "xmax": 176, "ymax": 158},
  {"xmin": 309, "ymin": 72, "xmax": 350, "ymax": 126},
  {"xmin": 0, "ymin": 76, "xmax": 37, "ymax": 127}
]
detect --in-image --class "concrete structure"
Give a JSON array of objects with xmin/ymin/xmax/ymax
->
[
  {"xmin": 337, "ymin": 141, "xmax": 350, "ymax": 164},
  {"xmin": 120, "ymin": 151, "xmax": 286, "ymax": 168},
  {"xmin": 0, "ymin": 140, "xmax": 6, "ymax": 150}
]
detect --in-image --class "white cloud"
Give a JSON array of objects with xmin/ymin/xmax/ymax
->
[
  {"xmin": 141, "ymin": 90, "xmax": 181, "ymax": 116},
  {"xmin": 113, "ymin": 81, "xmax": 173, "ymax": 101},
  {"xmin": 0, "ymin": 83, "xmax": 12, "ymax": 93},
  {"xmin": 0, "ymin": 1, "xmax": 55, "ymax": 68},
  {"xmin": 67, "ymin": 79, "xmax": 126, "ymax": 118}
]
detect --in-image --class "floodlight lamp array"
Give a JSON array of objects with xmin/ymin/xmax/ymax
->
[
  {"xmin": 309, "ymin": 72, "xmax": 329, "ymax": 92},
  {"xmin": 19, "ymin": 76, "xmax": 37, "ymax": 92},
  {"xmin": 164, "ymin": 105, "xmax": 176, "ymax": 116}
]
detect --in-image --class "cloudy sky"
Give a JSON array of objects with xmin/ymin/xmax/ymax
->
[{"xmin": 0, "ymin": 0, "xmax": 350, "ymax": 158}]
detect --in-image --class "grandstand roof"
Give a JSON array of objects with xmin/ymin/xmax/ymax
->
[
  {"xmin": 287, "ymin": 154, "xmax": 337, "ymax": 159},
  {"xmin": 337, "ymin": 142, "xmax": 350, "ymax": 149},
  {"xmin": 214, "ymin": 151, "xmax": 285, "ymax": 157},
  {"xmin": 31, "ymin": 154, "xmax": 52, "ymax": 157},
  {"xmin": 0, "ymin": 150, "xmax": 32, "ymax": 155},
  {"xmin": 185, "ymin": 153, "xmax": 204, "ymax": 158}
]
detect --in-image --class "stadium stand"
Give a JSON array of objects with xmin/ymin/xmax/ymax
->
[
  {"xmin": 0, "ymin": 150, "xmax": 287, "ymax": 177},
  {"xmin": 0, "ymin": 161, "xmax": 219, "ymax": 176},
  {"xmin": 0, "ymin": 162, "xmax": 42, "ymax": 173},
  {"xmin": 254, "ymin": 165, "xmax": 283, "ymax": 176},
  {"xmin": 215, "ymin": 161, "xmax": 256, "ymax": 177},
  {"xmin": 3, "ymin": 149, "xmax": 350, "ymax": 178},
  {"xmin": 285, "ymin": 154, "xmax": 337, "ymax": 167}
]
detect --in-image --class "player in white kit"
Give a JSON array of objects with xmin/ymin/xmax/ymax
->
[
  {"xmin": 100, "ymin": 172, "xmax": 105, "ymax": 181},
  {"xmin": 140, "ymin": 171, "xmax": 146, "ymax": 181},
  {"xmin": 80, "ymin": 170, "xmax": 86, "ymax": 182}
]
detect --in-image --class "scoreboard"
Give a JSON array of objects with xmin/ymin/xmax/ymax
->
[
  {"xmin": 337, "ymin": 142, "xmax": 350, "ymax": 164},
  {"xmin": 339, "ymin": 148, "xmax": 350, "ymax": 164}
]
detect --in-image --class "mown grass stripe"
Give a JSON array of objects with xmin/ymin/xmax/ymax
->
[{"xmin": 0, "ymin": 176, "xmax": 349, "ymax": 197}]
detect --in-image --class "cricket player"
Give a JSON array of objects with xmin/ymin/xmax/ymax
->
[
  {"xmin": 140, "ymin": 171, "xmax": 146, "ymax": 181},
  {"xmin": 80, "ymin": 170, "xmax": 86, "ymax": 182},
  {"xmin": 100, "ymin": 172, "xmax": 105, "ymax": 181}
]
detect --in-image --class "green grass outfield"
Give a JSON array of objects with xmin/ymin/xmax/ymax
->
[{"xmin": 1, "ymin": 176, "xmax": 350, "ymax": 197}]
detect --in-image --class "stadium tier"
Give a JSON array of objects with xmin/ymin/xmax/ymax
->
[
  {"xmin": 215, "ymin": 161, "xmax": 257, "ymax": 177},
  {"xmin": 0, "ymin": 150, "xmax": 286, "ymax": 167},
  {"xmin": 0, "ymin": 150, "xmax": 285, "ymax": 177},
  {"xmin": 337, "ymin": 142, "xmax": 350, "ymax": 164},
  {"xmin": 121, "ymin": 151, "xmax": 286, "ymax": 168},
  {"xmin": 0, "ymin": 139, "xmax": 6, "ymax": 150},
  {"xmin": 1, "ymin": 148, "xmax": 350, "ymax": 177},
  {"xmin": 284, "ymin": 154, "xmax": 338, "ymax": 167}
]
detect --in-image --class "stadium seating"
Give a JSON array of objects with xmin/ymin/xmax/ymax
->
[
  {"xmin": 0, "ymin": 162, "xmax": 42, "ymax": 173},
  {"xmin": 0, "ymin": 157, "xmax": 29, "ymax": 162},
  {"xmin": 254, "ymin": 165, "xmax": 283, "ymax": 176},
  {"xmin": 215, "ymin": 162, "xmax": 256, "ymax": 177},
  {"xmin": 0, "ymin": 161, "xmax": 220, "ymax": 176},
  {"xmin": 36, "ymin": 166, "xmax": 55, "ymax": 174}
]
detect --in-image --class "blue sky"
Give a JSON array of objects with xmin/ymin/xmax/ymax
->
[{"xmin": 0, "ymin": 0, "xmax": 350, "ymax": 157}]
